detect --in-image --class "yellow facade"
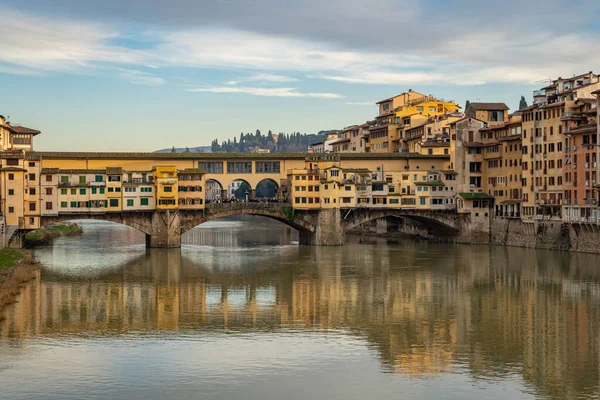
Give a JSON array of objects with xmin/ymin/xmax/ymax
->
[
  {"xmin": 154, "ymin": 166, "xmax": 178, "ymax": 210},
  {"xmin": 178, "ymin": 169, "xmax": 206, "ymax": 210}
]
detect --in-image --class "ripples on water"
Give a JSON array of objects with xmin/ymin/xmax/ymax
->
[{"xmin": 1, "ymin": 217, "xmax": 600, "ymax": 400}]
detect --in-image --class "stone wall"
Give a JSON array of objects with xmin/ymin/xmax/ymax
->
[{"xmin": 490, "ymin": 217, "xmax": 600, "ymax": 253}]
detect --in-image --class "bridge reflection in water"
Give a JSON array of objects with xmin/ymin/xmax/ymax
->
[{"xmin": 2, "ymin": 220, "xmax": 600, "ymax": 399}]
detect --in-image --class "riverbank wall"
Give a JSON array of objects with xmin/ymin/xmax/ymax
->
[
  {"xmin": 350, "ymin": 216, "xmax": 600, "ymax": 254},
  {"xmin": 489, "ymin": 218, "xmax": 600, "ymax": 253},
  {"xmin": 0, "ymin": 249, "xmax": 39, "ymax": 320}
]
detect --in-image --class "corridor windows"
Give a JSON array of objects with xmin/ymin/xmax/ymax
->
[
  {"xmin": 227, "ymin": 162, "xmax": 252, "ymax": 174},
  {"xmin": 199, "ymin": 162, "xmax": 224, "ymax": 174},
  {"xmin": 256, "ymin": 162, "xmax": 280, "ymax": 173}
]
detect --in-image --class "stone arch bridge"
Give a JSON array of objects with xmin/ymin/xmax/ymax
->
[{"xmin": 27, "ymin": 203, "xmax": 483, "ymax": 248}]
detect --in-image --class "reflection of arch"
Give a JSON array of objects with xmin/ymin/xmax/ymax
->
[
  {"xmin": 40, "ymin": 213, "xmax": 154, "ymax": 236},
  {"xmin": 255, "ymin": 178, "xmax": 279, "ymax": 199}
]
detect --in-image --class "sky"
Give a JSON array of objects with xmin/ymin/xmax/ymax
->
[{"xmin": 0, "ymin": 0, "xmax": 599, "ymax": 152}]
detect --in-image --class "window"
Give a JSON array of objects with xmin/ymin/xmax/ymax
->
[
  {"xmin": 8, "ymin": 207, "xmax": 14, "ymax": 213},
  {"xmin": 70, "ymin": 201, "xmax": 77, "ymax": 208},
  {"xmin": 45, "ymin": 175, "xmax": 52, "ymax": 182},
  {"xmin": 30, "ymin": 188, "xmax": 36, "ymax": 195},
  {"xmin": 115, "ymin": 187, "xmax": 121, "ymax": 192},
  {"xmin": 125, "ymin": 187, "xmax": 136, "ymax": 192},
  {"xmin": 29, "ymin": 203, "xmax": 36, "ymax": 212},
  {"xmin": 95, "ymin": 175, "xmax": 103, "ymax": 182},
  {"xmin": 61, "ymin": 189, "xmax": 67, "ymax": 195},
  {"xmin": 60, "ymin": 202, "xmax": 67, "ymax": 208},
  {"xmin": 108, "ymin": 187, "xmax": 114, "ymax": 192},
  {"xmin": 91, "ymin": 188, "xmax": 97, "ymax": 194},
  {"xmin": 79, "ymin": 176, "xmax": 86, "ymax": 184},
  {"xmin": 28, "ymin": 173, "xmax": 36, "ymax": 181},
  {"xmin": 226, "ymin": 162, "xmax": 252, "ymax": 174},
  {"xmin": 70, "ymin": 189, "xmax": 76, "ymax": 195},
  {"xmin": 109, "ymin": 199, "xmax": 119, "ymax": 207},
  {"xmin": 8, "ymin": 189, "xmax": 14, "ymax": 196},
  {"xmin": 100, "ymin": 188, "xmax": 105, "ymax": 194},
  {"xmin": 164, "ymin": 186, "xmax": 173, "ymax": 193},
  {"xmin": 140, "ymin": 198, "xmax": 149, "ymax": 206},
  {"xmin": 330, "ymin": 170, "xmax": 340, "ymax": 177},
  {"xmin": 8, "ymin": 173, "xmax": 14, "ymax": 181},
  {"xmin": 60, "ymin": 176, "xmax": 68, "ymax": 183},
  {"xmin": 127, "ymin": 199, "xmax": 134, "ymax": 207},
  {"xmin": 28, "ymin": 162, "xmax": 35, "ymax": 167},
  {"xmin": 6, "ymin": 159, "xmax": 18, "ymax": 166},
  {"xmin": 198, "ymin": 162, "xmax": 224, "ymax": 174},
  {"xmin": 80, "ymin": 188, "xmax": 86, "ymax": 195},
  {"xmin": 256, "ymin": 162, "xmax": 280, "ymax": 173},
  {"xmin": 46, "ymin": 202, "xmax": 53, "ymax": 210},
  {"xmin": 141, "ymin": 187, "xmax": 152, "ymax": 192},
  {"xmin": 45, "ymin": 188, "xmax": 52, "ymax": 195}
]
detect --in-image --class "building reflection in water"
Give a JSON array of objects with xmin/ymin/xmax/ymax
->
[{"xmin": 1, "ymin": 220, "xmax": 600, "ymax": 399}]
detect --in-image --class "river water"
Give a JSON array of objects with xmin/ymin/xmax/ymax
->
[{"xmin": 1, "ymin": 218, "xmax": 600, "ymax": 400}]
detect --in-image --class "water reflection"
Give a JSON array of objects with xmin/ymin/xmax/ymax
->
[{"xmin": 1, "ymin": 219, "xmax": 600, "ymax": 399}]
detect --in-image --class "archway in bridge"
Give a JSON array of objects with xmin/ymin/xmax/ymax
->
[
  {"xmin": 205, "ymin": 179, "xmax": 224, "ymax": 202},
  {"xmin": 227, "ymin": 179, "xmax": 252, "ymax": 201},
  {"xmin": 347, "ymin": 215, "xmax": 458, "ymax": 239},
  {"xmin": 255, "ymin": 178, "xmax": 279, "ymax": 200}
]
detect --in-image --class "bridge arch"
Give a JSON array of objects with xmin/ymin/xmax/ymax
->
[
  {"xmin": 342, "ymin": 209, "xmax": 463, "ymax": 237},
  {"xmin": 179, "ymin": 205, "xmax": 313, "ymax": 235},
  {"xmin": 255, "ymin": 178, "xmax": 279, "ymax": 199}
]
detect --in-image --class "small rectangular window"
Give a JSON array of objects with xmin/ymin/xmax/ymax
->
[
  {"xmin": 110, "ymin": 199, "xmax": 119, "ymax": 207},
  {"xmin": 127, "ymin": 199, "xmax": 134, "ymax": 207}
]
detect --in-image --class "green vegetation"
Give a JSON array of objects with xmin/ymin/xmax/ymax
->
[
  {"xmin": 210, "ymin": 129, "xmax": 339, "ymax": 153},
  {"xmin": 0, "ymin": 249, "xmax": 27, "ymax": 272},
  {"xmin": 24, "ymin": 224, "xmax": 83, "ymax": 247}
]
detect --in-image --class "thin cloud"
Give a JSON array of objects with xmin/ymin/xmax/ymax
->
[
  {"xmin": 119, "ymin": 69, "xmax": 165, "ymax": 86},
  {"xmin": 187, "ymin": 86, "xmax": 343, "ymax": 99},
  {"xmin": 1, "ymin": 5, "xmax": 600, "ymax": 89},
  {"xmin": 246, "ymin": 73, "xmax": 298, "ymax": 83},
  {"xmin": 345, "ymin": 101, "xmax": 374, "ymax": 106}
]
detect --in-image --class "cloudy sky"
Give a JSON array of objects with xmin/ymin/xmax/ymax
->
[{"xmin": 0, "ymin": 0, "xmax": 598, "ymax": 151}]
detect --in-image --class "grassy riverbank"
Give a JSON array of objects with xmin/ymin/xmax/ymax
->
[
  {"xmin": 24, "ymin": 223, "xmax": 83, "ymax": 247},
  {"xmin": 0, "ymin": 249, "xmax": 39, "ymax": 320}
]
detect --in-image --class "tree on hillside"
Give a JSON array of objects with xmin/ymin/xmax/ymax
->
[
  {"xmin": 185, "ymin": 147, "xmax": 190, "ymax": 153},
  {"xmin": 519, "ymin": 96, "xmax": 528, "ymax": 110},
  {"xmin": 465, "ymin": 100, "xmax": 471, "ymax": 111},
  {"xmin": 171, "ymin": 146, "xmax": 177, "ymax": 153}
]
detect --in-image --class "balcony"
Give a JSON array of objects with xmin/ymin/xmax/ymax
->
[{"xmin": 561, "ymin": 112, "xmax": 585, "ymax": 121}]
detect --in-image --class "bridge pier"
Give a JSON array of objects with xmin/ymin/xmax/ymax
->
[
  {"xmin": 313, "ymin": 208, "xmax": 345, "ymax": 246},
  {"xmin": 147, "ymin": 210, "xmax": 182, "ymax": 248}
]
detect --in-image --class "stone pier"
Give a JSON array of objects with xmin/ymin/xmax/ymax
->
[{"xmin": 146, "ymin": 210, "xmax": 182, "ymax": 248}]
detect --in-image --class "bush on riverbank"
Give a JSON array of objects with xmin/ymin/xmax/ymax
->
[
  {"xmin": 24, "ymin": 223, "xmax": 83, "ymax": 247},
  {"xmin": 0, "ymin": 249, "xmax": 39, "ymax": 320}
]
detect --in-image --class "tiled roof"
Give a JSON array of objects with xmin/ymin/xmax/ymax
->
[
  {"xmin": 8, "ymin": 125, "xmax": 41, "ymax": 135},
  {"xmin": 330, "ymin": 138, "xmax": 351, "ymax": 145},
  {"xmin": 106, "ymin": 167, "xmax": 123, "ymax": 175},
  {"xmin": 459, "ymin": 192, "xmax": 494, "ymax": 200},
  {"xmin": 178, "ymin": 168, "xmax": 206, "ymax": 174},
  {"xmin": 566, "ymin": 123, "xmax": 597, "ymax": 135},
  {"xmin": 468, "ymin": 102, "xmax": 509, "ymax": 111},
  {"xmin": 43, "ymin": 169, "xmax": 107, "ymax": 174},
  {"xmin": 449, "ymin": 116, "xmax": 488, "ymax": 125},
  {"xmin": 421, "ymin": 141, "xmax": 449, "ymax": 147}
]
